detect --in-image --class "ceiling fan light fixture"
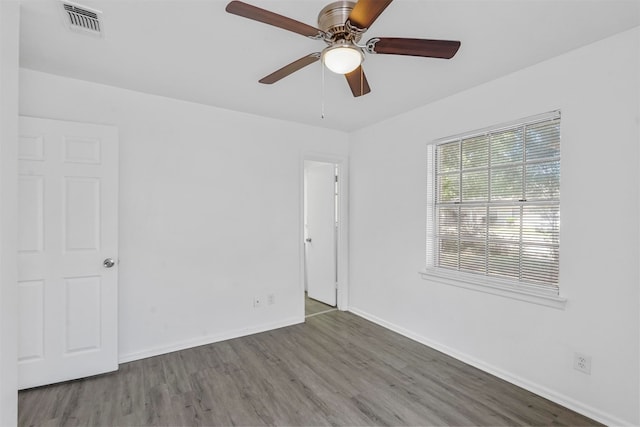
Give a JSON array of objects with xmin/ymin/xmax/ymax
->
[
  {"xmin": 225, "ymin": 1, "xmax": 462, "ymax": 97},
  {"xmin": 322, "ymin": 42, "xmax": 364, "ymax": 74}
]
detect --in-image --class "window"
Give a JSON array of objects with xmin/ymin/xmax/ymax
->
[{"xmin": 425, "ymin": 111, "xmax": 561, "ymax": 301}]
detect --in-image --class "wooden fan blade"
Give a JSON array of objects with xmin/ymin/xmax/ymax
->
[
  {"xmin": 259, "ymin": 53, "xmax": 321, "ymax": 84},
  {"xmin": 226, "ymin": 1, "xmax": 324, "ymax": 38},
  {"xmin": 369, "ymin": 37, "xmax": 461, "ymax": 59},
  {"xmin": 345, "ymin": 66, "xmax": 371, "ymax": 97},
  {"xmin": 347, "ymin": 0, "xmax": 393, "ymax": 31}
]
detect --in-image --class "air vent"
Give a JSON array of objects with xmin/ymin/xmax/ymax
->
[{"xmin": 60, "ymin": 1, "xmax": 103, "ymax": 36}]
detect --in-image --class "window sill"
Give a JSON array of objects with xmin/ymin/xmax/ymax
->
[{"xmin": 419, "ymin": 269, "xmax": 567, "ymax": 309}]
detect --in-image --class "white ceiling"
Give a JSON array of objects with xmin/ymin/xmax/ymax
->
[{"xmin": 19, "ymin": 0, "xmax": 640, "ymax": 131}]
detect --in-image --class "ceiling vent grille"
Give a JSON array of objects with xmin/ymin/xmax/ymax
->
[{"xmin": 60, "ymin": 1, "xmax": 103, "ymax": 36}]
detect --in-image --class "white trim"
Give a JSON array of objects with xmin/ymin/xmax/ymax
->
[
  {"xmin": 637, "ymin": 48, "xmax": 640, "ymax": 427},
  {"xmin": 348, "ymin": 307, "xmax": 632, "ymax": 427},
  {"xmin": 118, "ymin": 316, "xmax": 303, "ymax": 364},
  {"xmin": 420, "ymin": 269, "xmax": 567, "ymax": 309},
  {"xmin": 637, "ymin": 55, "xmax": 640, "ymax": 427},
  {"xmin": 301, "ymin": 152, "xmax": 350, "ymax": 312},
  {"xmin": 0, "ymin": 2, "xmax": 20, "ymax": 425}
]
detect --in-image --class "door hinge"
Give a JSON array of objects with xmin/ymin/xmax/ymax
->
[{"xmin": 335, "ymin": 175, "xmax": 338, "ymax": 182}]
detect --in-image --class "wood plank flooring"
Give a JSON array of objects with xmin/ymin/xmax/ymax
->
[{"xmin": 18, "ymin": 310, "xmax": 600, "ymax": 426}]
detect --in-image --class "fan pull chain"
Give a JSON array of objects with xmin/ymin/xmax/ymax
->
[{"xmin": 321, "ymin": 56, "xmax": 325, "ymax": 119}]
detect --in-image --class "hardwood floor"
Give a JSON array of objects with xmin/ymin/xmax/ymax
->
[{"xmin": 19, "ymin": 311, "xmax": 600, "ymax": 426}]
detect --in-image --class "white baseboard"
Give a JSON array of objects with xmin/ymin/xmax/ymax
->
[
  {"xmin": 118, "ymin": 316, "xmax": 304, "ymax": 364},
  {"xmin": 348, "ymin": 307, "xmax": 632, "ymax": 427}
]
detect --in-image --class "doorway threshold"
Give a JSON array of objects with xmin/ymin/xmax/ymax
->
[{"xmin": 305, "ymin": 308, "xmax": 337, "ymax": 319}]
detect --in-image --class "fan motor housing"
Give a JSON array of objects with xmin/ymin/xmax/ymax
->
[{"xmin": 318, "ymin": 1, "xmax": 361, "ymax": 43}]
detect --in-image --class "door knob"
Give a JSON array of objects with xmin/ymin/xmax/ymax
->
[
  {"xmin": 305, "ymin": 238, "xmax": 312, "ymax": 243},
  {"xmin": 103, "ymin": 258, "xmax": 115, "ymax": 268}
]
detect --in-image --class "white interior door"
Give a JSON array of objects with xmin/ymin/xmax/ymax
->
[
  {"xmin": 305, "ymin": 162, "xmax": 336, "ymax": 306},
  {"xmin": 17, "ymin": 117, "xmax": 119, "ymax": 389}
]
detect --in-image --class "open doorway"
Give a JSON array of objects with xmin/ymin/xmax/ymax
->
[{"xmin": 303, "ymin": 160, "xmax": 339, "ymax": 318}]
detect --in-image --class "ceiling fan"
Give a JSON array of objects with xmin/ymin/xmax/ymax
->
[{"xmin": 225, "ymin": 0, "xmax": 461, "ymax": 97}]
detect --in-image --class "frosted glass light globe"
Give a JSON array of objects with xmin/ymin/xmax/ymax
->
[{"xmin": 322, "ymin": 44, "xmax": 364, "ymax": 74}]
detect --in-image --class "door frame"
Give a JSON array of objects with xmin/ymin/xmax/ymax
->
[
  {"xmin": 300, "ymin": 153, "xmax": 349, "ymax": 312},
  {"xmin": 0, "ymin": 1, "xmax": 20, "ymax": 423}
]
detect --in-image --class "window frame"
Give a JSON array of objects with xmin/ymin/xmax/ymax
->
[{"xmin": 421, "ymin": 111, "xmax": 566, "ymax": 309}]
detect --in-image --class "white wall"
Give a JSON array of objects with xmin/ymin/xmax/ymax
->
[
  {"xmin": 0, "ymin": 1, "xmax": 19, "ymax": 425},
  {"xmin": 19, "ymin": 69, "xmax": 348, "ymax": 361},
  {"xmin": 349, "ymin": 27, "xmax": 639, "ymax": 426}
]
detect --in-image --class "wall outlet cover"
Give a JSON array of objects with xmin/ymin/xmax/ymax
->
[{"xmin": 574, "ymin": 352, "xmax": 591, "ymax": 374}]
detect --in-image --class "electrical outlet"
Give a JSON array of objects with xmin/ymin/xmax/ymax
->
[
  {"xmin": 253, "ymin": 296, "xmax": 263, "ymax": 308},
  {"xmin": 574, "ymin": 353, "xmax": 591, "ymax": 374},
  {"xmin": 267, "ymin": 294, "xmax": 275, "ymax": 305}
]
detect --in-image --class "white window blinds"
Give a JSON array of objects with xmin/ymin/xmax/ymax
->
[{"xmin": 427, "ymin": 111, "xmax": 561, "ymax": 291}]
